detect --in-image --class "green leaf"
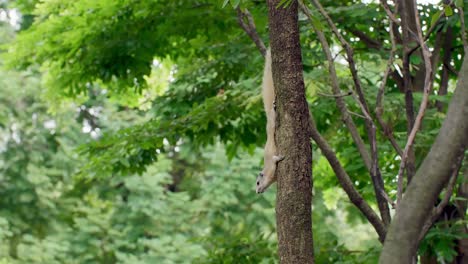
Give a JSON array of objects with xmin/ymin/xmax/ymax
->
[
  {"xmin": 455, "ymin": 0, "xmax": 464, "ymax": 7},
  {"xmin": 410, "ymin": 55, "xmax": 422, "ymax": 65},
  {"xmin": 431, "ymin": 10, "xmax": 442, "ymax": 27},
  {"xmin": 310, "ymin": 14, "xmax": 324, "ymax": 31},
  {"xmin": 276, "ymin": 0, "xmax": 293, "ymax": 8},
  {"xmin": 222, "ymin": 0, "xmax": 230, "ymax": 8},
  {"xmin": 444, "ymin": 6, "xmax": 453, "ymax": 17}
]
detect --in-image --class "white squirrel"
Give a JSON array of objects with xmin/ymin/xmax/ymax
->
[{"xmin": 256, "ymin": 48, "xmax": 284, "ymax": 194}]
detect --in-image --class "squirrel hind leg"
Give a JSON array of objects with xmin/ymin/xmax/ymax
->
[{"xmin": 273, "ymin": 155, "xmax": 284, "ymax": 162}]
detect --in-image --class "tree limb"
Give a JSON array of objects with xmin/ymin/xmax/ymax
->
[
  {"xmin": 396, "ymin": 0, "xmax": 434, "ymax": 207},
  {"xmin": 235, "ymin": 7, "xmax": 267, "ymax": 56},
  {"xmin": 306, "ymin": 0, "xmax": 391, "ymax": 225},
  {"xmin": 309, "ymin": 116, "xmax": 387, "ymax": 242},
  {"xmin": 379, "ymin": 45, "xmax": 468, "ymax": 264},
  {"xmin": 457, "ymin": 6, "xmax": 468, "ymax": 49},
  {"xmin": 299, "ymin": 1, "xmax": 371, "ymax": 172},
  {"xmin": 375, "ymin": 6, "xmax": 404, "ymax": 157},
  {"xmin": 418, "ymin": 154, "xmax": 464, "ymax": 243}
]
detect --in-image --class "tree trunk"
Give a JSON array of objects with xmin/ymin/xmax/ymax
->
[
  {"xmin": 267, "ymin": 0, "xmax": 314, "ymax": 263},
  {"xmin": 379, "ymin": 52, "xmax": 468, "ymax": 264}
]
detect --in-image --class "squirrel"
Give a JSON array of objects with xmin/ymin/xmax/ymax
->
[{"xmin": 256, "ymin": 48, "xmax": 284, "ymax": 194}]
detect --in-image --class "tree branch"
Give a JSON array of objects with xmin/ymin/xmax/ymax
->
[
  {"xmin": 309, "ymin": 116, "xmax": 387, "ymax": 242},
  {"xmin": 396, "ymin": 0, "xmax": 434, "ymax": 207},
  {"xmin": 307, "ymin": 0, "xmax": 391, "ymax": 225},
  {"xmin": 299, "ymin": 1, "xmax": 372, "ymax": 174},
  {"xmin": 375, "ymin": 6, "xmax": 404, "ymax": 157},
  {"xmin": 418, "ymin": 153, "xmax": 464, "ymax": 243},
  {"xmin": 436, "ymin": 27, "xmax": 453, "ymax": 111},
  {"xmin": 380, "ymin": 41, "xmax": 468, "ymax": 264},
  {"xmin": 235, "ymin": 7, "xmax": 267, "ymax": 56},
  {"xmin": 457, "ymin": 6, "xmax": 468, "ymax": 49}
]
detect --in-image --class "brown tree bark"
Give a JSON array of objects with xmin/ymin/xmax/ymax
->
[
  {"xmin": 379, "ymin": 52, "xmax": 468, "ymax": 264},
  {"xmin": 267, "ymin": 0, "xmax": 314, "ymax": 263}
]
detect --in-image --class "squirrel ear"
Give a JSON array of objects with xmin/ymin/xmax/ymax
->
[{"xmin": 258, "ymin": 172, "xmax": 264, "ymax": 177}]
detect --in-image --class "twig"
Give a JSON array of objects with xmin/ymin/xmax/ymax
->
[
  {"xmin": 309, "ymin": 116, "xmax": 387, "ymax": 242},
  {"xmin": 443, "ymin": 61, "xmax": 459, "ymax": 76},
  {"xmin": 299, "ymin": 1, "xmax": 372, "ymax": 172},
  {"xmin": 376, "ymin": 1, "xmax": 404, "ymax": 157},
  {"xmin": 380, "ymin": 0, "xmax": 401, "ymax": 26},
  {"xmin": 399, "ymin": 0, "xmax": 417, "ymax": 185},
  {"xmin": 457, "ymin": 7, "xmax": 468, "ymax": 49},
  {"xmin": 235, "ymin": 7, "xmax": 267, "ymax": 56},
  {"xmin": 347, "ymin": 110, "xmax": 367, "ymax": 119},
  {"xmin": 308, "ymin": 0, "xmax": 391, "ymax": 225},
  {"xmin": 418, "ymin": 153, "xmax": 464, "ymax": 242},
  {"xmin": 381, "ymin": 189, "xmax": 396, "ymax": 209},
  {"xmin": 317, "ymin": 91, "xmax": 352, "ymax": 98},
  {"xmin": 408, "ymin": 1, "xmax": 455, "ymax": 57},
  {"xmin": 396, "ymin": 0, "xmax": 434, "ymax": 208}
]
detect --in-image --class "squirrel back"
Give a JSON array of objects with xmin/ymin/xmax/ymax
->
[
  {"xmin": 256, "ymin": 49, "xmax": 283, "ymax": 194},
  {"xmin": 262, "ymin": 49, "xmax": 275, "ymax": 115}
]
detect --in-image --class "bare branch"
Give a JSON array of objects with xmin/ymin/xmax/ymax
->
[
  {"xmin": 376, "ymin": 3, "xmax": 403, "ymax": 157},
  {"xmin": 381, "ymin": 190, "xmax": 396, "ymax": 209},
  {"xmin": 457, "ymin": 7, "xmax": 468, "ymax": 49},
  {"xmin": 408, "ymin": 1, "xmax": 457, "ymax": 58},
  {"xmin": 317, "ymin": 91, "xmax": 352, "ymax": 98},
  {"xmin": 309, "ymin": 116, "xmax": 387, "ymax": 242},
  {"xmin": 299, "ymin": 1, "xmax": 372, "ymax": 172},
  {"xmin": 418, "ymin": 153, "xmax": 464, "ymax": 242},
  {"xmin": 437, "ymin": 27, "xmax": 454, "ymax": 111},
  {"xmin": 380, "ymin": 0, "xmax": 401, "ymax": 26},
  {"xmin": 348, "ymin": 29, "xmax": 383, "ymax": 50},
  {"xmin": 307, "ymin": 0, "xmax": 391, "ymax": 225},
  {"xmin": 347, "ymin": 110, "xmax": 367, "ymax": 119},
  {"xmin": 235, "ymin": 7, "xmax": 267, "ymax": 56},
  {"xmin": 396, "ymin": 0, "xmax": 434, "ymax": 208},
  {"xmin": 397, "ymin": 0, "xmax": 418, "ymax": 185}
]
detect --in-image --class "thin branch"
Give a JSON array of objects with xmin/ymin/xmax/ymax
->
[
  {"xmin": 444, "ymin": 61, "xmax": 459, "ymax": 76},
  {"xmin": 310, "ymin": 0, "xmax": 371, "ymax": 116},
  {"xmin": 381, "ymin": 190, "xmax": 396, "ymax": 209},
  {"xmin": 376, "ymin": 3, "xmax": 403, "ymax": 157},
  {"xmin": 299, "ymin": 1, "xmax": 372, "ymax": 172},
  {"xmin": 407, "ymin": 9, "xmax": 444, "ymax": 57},
  {"xmin": 348, "ymin": 29, "xmax": 383, "ymax": 50},
  {"xmin": 418, "ymin": 153, "xmax": 464, "ymax": 242},
  {"xmin": 396, "ymin": 0, "xmax": 434, "ymax": 207},
  {"xmin": 235, "ymin": 7, "xmax": 267, "ymax": 56},
  {"xmin": 437, "ymin": 27, "xmax": 454, "ymax": 111},
  {"xmin": 457, "ymin": 7, "xmax": 468, "ymax": 49},
  {"xmin": 455, "ymin": 166, "xmax": 468, "ymax": 229},
  {"xmin": 309, "ymin": 116, "xmax": 387, "ymax": 242},
  {"xmin": 307, "ymin": 0, "xmax": 391, "ymax": 225},
  {"xmin": 398, "ymin": 0, "xmax": 417, "ymax": 186},
  {"xmin": 317, "ymin": 91, "xmax": 352, "ymax": 98},
  {"xmin": 380, "ymin": 0, "xmax": 400, "ymax": 25},
  {"xmin": 408, "ymin": 1, "xmax": 457, "ymax": 58},
  {"xmin": 347, "ymin": 110, "xmax": 367, "ymax": 119}
]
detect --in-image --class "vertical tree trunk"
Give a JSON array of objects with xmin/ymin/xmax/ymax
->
[
  {"xmin": 267, "ymin": 1, "xmax": 314, "ymax": 263},
  {"xmin": 379, "ymin": 53, "xmax": 468, "ymax": 264}
]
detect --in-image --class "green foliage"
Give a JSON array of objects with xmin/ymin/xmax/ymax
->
[
  {"xmin": 1, "ymin": 0, "xmax": 466, "ymax": 262},
  {"xmin": 419, "ymin": 220, "xmax": 468, "ymax": 263}
]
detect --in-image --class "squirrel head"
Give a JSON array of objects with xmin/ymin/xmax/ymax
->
[{"xmin": 256, "ymin": 170, "xmax": 275, "ymax": 194}]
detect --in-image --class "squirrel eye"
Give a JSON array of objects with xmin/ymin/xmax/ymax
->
[{"xmin": 256, "ymin": 181, "xmax": 259, "ymax": 185}]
